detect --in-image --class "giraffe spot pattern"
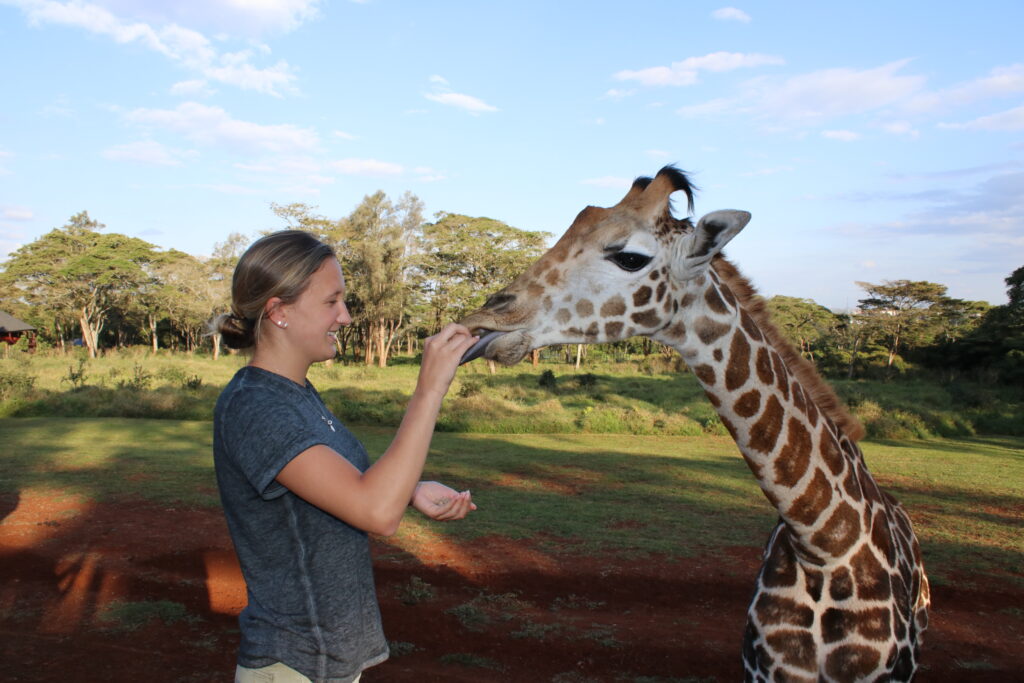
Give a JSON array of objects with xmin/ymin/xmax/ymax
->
[
  {"xmin": 631, "ymin": 308, "xmax": 663, "ymax": 327},
  {"xmin": 819, "ymin": 432, "xmax": 846, "ymax": 476},
  {"xmin": 695, "ymin": 316, "xmax": 731, "ymax": 344},
  {"xmin": 740, "ymin": 308, "xmax": 763, "ymax": 342},
  {"xmin": 656, "ymin": 281, "xmax": 667, "ymax": 302},
  {"xmin": 663, "ymin": 321, "xmax": 686, "ymax": 340},
  {"xmin": 765, "ymin": 629, "xmax": 818, "ymax": 672},
  {"xmin": 761, "ymin": 526, "xmax": 797, "ymax": 588},
  {"xmin": 605, "ymin": 321, "xmax": 624, "ymax": 338},
  {"xmin": 719, "ymin": 281, "xmax": 738, "ymax": 307},
  {"xmin": 774, "ymin": 417, "xmax": 812, "ymax": 488},
  {"xmin": 575, "ymin": 299, "xmax": 594, "ymax": 317},
  {"xmin": 843, "ymin": 464, "xmax": 863, "ymax": 503},
  {"xmin": 771, "ymin": 351, "xmax": 790, "ymax": 400},
  {"xmin": 600, "ymin": 295, "xmax": 626, "ymax": 317},
  {"xmin": 704, "ymin": 285, "xmax": 729, "ymax": 314},
  {"xmin": 555, "ymin": 308, "xmax": 571, "ymax": 324},
  {"xmin": 871, "ymin": 507, "xmax": 894, "ymax": 562},
  {"xmin": 713, "ymin": 349, "xmax": 723, "ymax": 362},
  {"xmin": 824, "ymin": 643, "xmax": 881, "ymax": 678},
  {"xmin": 822, "ymin": 606, "xmax": 891, "ymax": 644},
  {"xmin": 545, "ymin": 269, "xmax": 561, "ymax": 286},
  {"xmin": 811, "ymin": 501, "xmax": 862, "ymax": 557},
  {"xmin": 693, "ymin": 364, "xmax": 716, "ymax": 386},
  {"xmin": 725, "ymin": 330, "xmax": 752, "ymax": 391},
  {"xmin": 804, "ymin": 568, "xmax": 824, "ymax": 602},
  {"xmin": 755, "ymin": 347, "xmax": 774, "ymax": 385},
  {"xmin": 750, "ymin": 395, "xmax": 784, "ymax": 454},
  {"xmin": 734, "ymin": 389, "xmax": 762, "ymax": 418},
  {"xmin": 829, "ymin": 566, "xmax": 854, "ymax": 601},
  {"xmin": 851, "ymin": 543, "xmax": 892, "ymax": 601},
  {"xmin": 754, "ymin": 594, "xmax": 814, "ymax": 628},
  {"xmin": 787, "ymin": 468, "xmax": 832, "ymax": 526},
  {"xmin": 633, "ymin": 286, "xmax": 653, "ymax": 307}
]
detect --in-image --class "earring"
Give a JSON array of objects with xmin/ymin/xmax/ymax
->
[{"xmin": 276, "ymin": 320, "xmax": 288, "ymax": 329}]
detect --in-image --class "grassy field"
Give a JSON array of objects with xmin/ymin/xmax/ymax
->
[
  {"xmin": 1, "ymin": 417, "xmax": 1020, "ymax": 584},
  {"xmin": 1, "ymin": 349, "xmax": 1021, "ymax": 438}
]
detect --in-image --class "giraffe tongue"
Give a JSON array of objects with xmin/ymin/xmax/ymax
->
[{"xmin": 459, "ymin": 330, "xmax": 506, "ymax": 365}]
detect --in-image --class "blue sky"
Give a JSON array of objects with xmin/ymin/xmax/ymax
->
[{"xmin": 1, "ymin": 0, "xmax": 1022, "ymax": 311}]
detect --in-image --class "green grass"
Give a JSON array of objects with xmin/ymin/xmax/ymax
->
[{"xmin": 1, "ymin": 417, "xmax": 1020, "ymax": 583}]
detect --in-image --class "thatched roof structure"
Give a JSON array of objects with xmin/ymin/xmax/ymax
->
[{"xmin": 0, "ymin": 311, "xmax": 35, "ymax": 333}]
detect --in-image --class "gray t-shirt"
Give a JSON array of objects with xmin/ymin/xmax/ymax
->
[{"xmin": 213, "ymin": 366, "xmax": 388, "ymax": 682}]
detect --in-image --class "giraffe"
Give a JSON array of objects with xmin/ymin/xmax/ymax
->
[{"xmin": 459, "ymin": 166, "xmax": 930, "ymax": 681}]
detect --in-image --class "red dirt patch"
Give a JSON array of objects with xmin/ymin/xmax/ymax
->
[{"xmin": 1, "ymin": 491, "xmax": 1021, "ymax": 681}]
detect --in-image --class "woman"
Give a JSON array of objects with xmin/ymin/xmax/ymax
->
[{"xmin": 212, "ymin": 230, "xmax": 478, "ymax": 683}]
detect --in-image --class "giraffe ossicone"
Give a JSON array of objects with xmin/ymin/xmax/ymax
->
[{"xmin": 460, "ymin": 166, "xmax": 930, "ymax": 681}]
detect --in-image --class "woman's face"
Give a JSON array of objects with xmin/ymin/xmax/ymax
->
[{"xmin": 283, "ymin": 257, "xmax": 351, "ymax": 363}]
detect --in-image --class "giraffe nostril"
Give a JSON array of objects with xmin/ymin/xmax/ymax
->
[{"xmin": 484, "ymin": 293, "xmax": 516, "ymax": 311}]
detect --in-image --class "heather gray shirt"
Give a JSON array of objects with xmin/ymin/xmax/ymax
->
[{"xmin": 213, "ymin": 366, "xmax": 388, "ymax": 683}]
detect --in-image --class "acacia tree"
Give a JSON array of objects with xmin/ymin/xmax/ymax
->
[
  {"xmin": 766, "ymin": 296, "xmax": 840, "ymax": 365},
  {"xmin": 855, "ymin": 280, "xmax": 949, "ymax": 369},
  {"xmin": 0, "ymin": 212, "xmax": 160, "ymax": 357}
]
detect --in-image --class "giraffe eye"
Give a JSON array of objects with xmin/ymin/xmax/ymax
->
[{"xmin": 606, "ymin": 251, "xmax": 653, "ymax": 272}]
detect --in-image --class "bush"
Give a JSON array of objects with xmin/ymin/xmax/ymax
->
[{"xmin": 0, "ymin": 364, "xmax": 36, "ymax": 401}]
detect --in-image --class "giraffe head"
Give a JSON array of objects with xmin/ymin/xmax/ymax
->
[{"xmin": 460, "ymin": 166, "xmax": 751, "ymax": 364}]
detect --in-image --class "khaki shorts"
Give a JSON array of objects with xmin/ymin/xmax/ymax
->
[{"xmin": 234, "ymin": 662, "xmax": 363, "ymax": 683}]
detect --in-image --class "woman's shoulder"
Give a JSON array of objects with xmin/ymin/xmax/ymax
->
[{"xmin": 217, "ymin": 367, "xmax": 306, "ymax": 420}]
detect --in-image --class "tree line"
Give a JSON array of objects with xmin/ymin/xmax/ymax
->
[{"xmin": 1, "ymin": 193, "xmax": 1020, "ymax": 383}]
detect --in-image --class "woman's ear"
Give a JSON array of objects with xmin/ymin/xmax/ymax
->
[{"xmin": 265, "ymin": 297, "xmax": 286, "ymax": 328}]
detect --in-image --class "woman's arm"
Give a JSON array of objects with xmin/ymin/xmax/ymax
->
[{"xmin": 276, "ymin": 323, "xmax": 477, "ymax": 535}]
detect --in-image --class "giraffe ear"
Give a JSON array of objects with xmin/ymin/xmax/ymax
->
[
  {"xmin": 671, "ymin": 210, "xmax": 751, "ymax": 280},
  {"xmin": 687, "ymin": 210, "xmax": 751, "ymax": 259}
]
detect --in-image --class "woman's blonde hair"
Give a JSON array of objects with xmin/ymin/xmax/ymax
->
[{"xmin": 211, "ymin": 230, "xmax": 336, "ymax": 350}]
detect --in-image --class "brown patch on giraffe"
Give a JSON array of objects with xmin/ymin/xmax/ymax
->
[
  {"xmin": 648, "ymin": 270, "xmax": 659, "ymax": 281},
  {"xmin": 713, "ymin": 349, "xmax": 723, "ymax": 362},
  {"xmin": 631, "ymin": 309, "xmax": 663, "ymax": 327},
  {"xmin": 656, "ymin": 281, "xmax": 667, "ymax": 302},
  {"xmin": 842, "ymin": 464, "xmax": 863, "ymax": 503},
  {"xmin": 733, "ymin": 389, "xmax": 761, "ymax": 418},
  {"xmin": 824, "ymin": 644, "xmax": 881, "ymax": 679},
  {"xmin": 755, "ymin": 347, "xmax": 774, "ymax": 385},
  {"xmin": 771, "ymin": 351, "xmax": 790, "ymax": 401},
  {"xmin": 584, "ymin": 322, "xmax": 600, "ymax": 340},
  {"xmin": 791, "ymin": 381, "xmax": 806, "ymax": 414},
  {"xmin": 575, "ymin": 299, "xmax": 594, "ymax": 317},
  {"xmin": 633, "ymin": 286, "xmax": 653, "ymax": 307},
  {"xmin": 829, "ymin": 566, "xmax": 854, "ymax": 601},
  {"xmin": 787, "ymin": 468, "xmax": 832, "ymax": 526},
  {"xmin": 662, "ymin": 321, "xmax": 686, "ymax": 340},
  {"xmin": 805, "ymin": 397, "xmax": 819, "ymax": 428},
  {"xmin": 704, "ymin": 286, "xmax": 729, "ymax": 314},
  {"xmin": 804, "ymin": 568, "xmax": 824, "ymax": 602},
  {"xmin": 542, "ymin": 294, "xmax": 553, "ymax": 312},
  {"xmin": 719, "ymin": 282, "xmax": 737, "ymax": 308},
  {"xmin": 678, "ymin": 292, "xmax": 695, "ymax": 308},
  {"xmin": 870, "ymin": 507, "xmax": 894, "ymax": 562},
  {"xmin": 819, "ymin": 432, "xmax": 846, "ymax": 476},
  {"xmin": 545, "ymin": 269, "xmax": 562, "ymax": 286},
  {"xmin": 811, "ymin": 502, "xmax": 862, "ymax": 557},
  {"xmin": 858, "ymin": 464, "xmax": 883, "ymax": 504},
  {"xmin": 760, "ymin": 528, "xmax": 797, "ymax": 588},
  {"xmin": 694, "ymin": 316, "xmax": 731, "ymax": 344},
  {"xmin": 774, "ymin": 417, "xmax": 812, "ymax": 488},
  {"xmin": 765, "ymin": 630, "xmax": 817, "ymax": 673},
  {"xmin": 566, "ymin": 327, "xmax": 584, "ymax": 337},
  {"xmin": 604, "ymin": 321, "xmax": 624, "ymax": 338},
  {"xmin": 754, "ymin": 594, "xmax": 814, "ymax": 628},
  {"xmin": 705, "ymin": 390, "xmax": 722, "ymax": 408},
  {"xmin": 749, "ymin": 395, "xmax": 784, "ymax": 454},
  {"xmin": 822, "ymin": 606, "xmax": 891, "ymax": 644},
  {"xmin": 725, "ymin": 331, "xmax": 751, "ymax": 392},
  {"xmin": 555, "ymin": 308, "xmax": 571, "ymax": 324},
  {"xmin": 851, "ymin": 544, "xmax": 892, "ymax": 601},
  {"xmin": 739, "ymin": 309, "xmax": 763, "ymax": 342},
  {"xmin": 527, "ymin": 282, "xmax": 545, "ymax": 299},
  {"xmin": 600, "ymin": 295, "xmax": 626, "ymax": 317},
  {"xmin": 693, "ymin": 364, "xmax": 716, "ymax": 386}
]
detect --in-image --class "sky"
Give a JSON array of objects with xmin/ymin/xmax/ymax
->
[{"xmin": 1, "ymin": 0, "xmax": 1022, "ymax": 312}]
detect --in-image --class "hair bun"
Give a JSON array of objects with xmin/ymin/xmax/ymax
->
[{"xmin": 212, "ymin": 312, "xmax": 256, "ymax": 350}]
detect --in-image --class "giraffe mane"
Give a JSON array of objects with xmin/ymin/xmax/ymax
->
[{"xmin": 711, "ymin": 255, "xmax": 866, "ymax": 442}]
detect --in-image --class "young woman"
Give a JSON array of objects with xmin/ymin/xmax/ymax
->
[{"xmin": 212, "ymin": 230, "xmax": 478, "ymax": 683}]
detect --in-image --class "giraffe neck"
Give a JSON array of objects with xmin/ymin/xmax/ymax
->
[{"xmin": 654, "ymin": 275, "xmax": 873, "ymax": 564}]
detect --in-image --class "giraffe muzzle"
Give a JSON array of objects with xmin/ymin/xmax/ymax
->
[{"xmin": 459, "ymin": 329, "xmax": 507, "ymax": 365}]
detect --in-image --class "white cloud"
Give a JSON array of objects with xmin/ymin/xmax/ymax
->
[
  {"xmin": 881, "ymin": 121, "xmax": 920, "ymax": 138},
  {"xmin": 103, "ymin": 140, "xmax": 197, "ymax": 165},
  {"xmin": 821, "ymin": 130, "xmax": 860, "ymax": 142},
  {"xmin": 170, "ymin": 79, "xmax": 215, "ymax": 97},
  {"xmin": 712, "ymin": 7, "xmax": 751, "ymax": 23},
  {"xmin": 614, "ymin": 51, "xmax": 784, "ymax": 87},
  {"xmin": 2, "ymin": 206, "xmax": 34, "ymax": 221},
  {"xmin": 602, "ymin": 88, "xmax": 634, "ymax": 100},
  {"xmin": 330, "ymin": 158, "xmax": 404, "ymax": 176},
  {"xmin": 9, "ymin": 0, "xmax": 299, "ymax": 95},
  {"xmin": 939, "ymin": 104, "xmax": 1024, "ymax": 131},
  {"xmin": 428, "ymin": 74, "xmax": 449, "ymax": 85},
  {"xmin": 906, "ymin": 63, "xmax": 1024, "ymax": 114},
  {"xmin": 424, "ymin": 91, "xmax": 498, "ymax": 114},
  {"xmin": 125, "ymin": 102, "xmax": 320, "ymax": 153},
  {"xmin": 332, "ymin": 130, "xmax": 356, "ymax": 140}
]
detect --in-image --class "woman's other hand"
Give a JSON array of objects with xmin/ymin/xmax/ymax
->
[{"xmin": 411, "ymin": 481, "xmax": 477, "ymax": 521}]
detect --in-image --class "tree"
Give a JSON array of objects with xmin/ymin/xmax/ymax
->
[
  {"xmin": 765, "ymin": 296, "xmax": 840, "ymax": 364},
  {"xmin": 854, "ymin": 280, "xmax": 948, "ymax": 369},
  {"xmin": 0, "ymin": 212, "xmax": 160, "ymax": 357},
  {"xmin": 418, "ymin": 213, "xmax": 550, "ymax": 331}
]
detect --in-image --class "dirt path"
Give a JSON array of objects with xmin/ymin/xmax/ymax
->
[{"xmin": 0, "ymin": 492, "xmax": 1020, "ymax": 681}]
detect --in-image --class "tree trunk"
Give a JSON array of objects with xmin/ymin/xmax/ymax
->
[
  {"xmin": 149, "ymin": 314, "xmax": 159, "ymax": 353},
  {"xmin": 531, "ymin": 348, "xmax": 540, "ymax": 366},
  {"xmin": 212, "ymin": 333, "xmax": 222, "ymax": 361},
  {"xmin": 574, "ymin": 343, "xmax": 583, "ymax": 370}
]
